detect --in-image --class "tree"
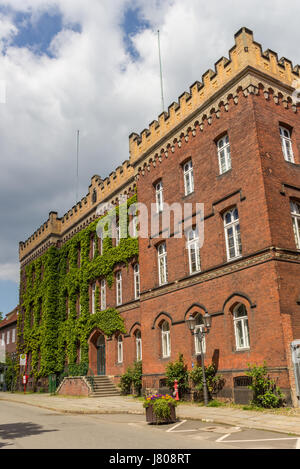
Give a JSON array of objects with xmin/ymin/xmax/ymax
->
[{"xmin": 0, "ymin": 312, "xmax": 3, "ymax": 321}]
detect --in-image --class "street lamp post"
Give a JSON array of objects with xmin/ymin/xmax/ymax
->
[{"xmin": 186, "ymin": 312, "xmax": 212, "ymax": 406}]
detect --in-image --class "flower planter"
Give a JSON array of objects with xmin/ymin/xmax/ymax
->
[{"xmin": 145, "ymin": 403, "xmax": 177, "ymax": 424}]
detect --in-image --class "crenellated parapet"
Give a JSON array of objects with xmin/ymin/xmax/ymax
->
[
  {"xmin": 19, "ymin": 160, "xmax": 135, "ymax": 264},
  {"xmin": 129, "ymin": 27, "xmax": 300, "ymax": 164}
]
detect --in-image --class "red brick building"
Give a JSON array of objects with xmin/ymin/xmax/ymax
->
[
  {"xmin": 18, "ymin": 28, "xmax": 300, "ymax": 405},
  {"xmin": 0, "ymin": 307, "xmax": 18, "ymax": 389}
]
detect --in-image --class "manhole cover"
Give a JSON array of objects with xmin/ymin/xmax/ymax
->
[{"xmin": 201, "ymin": 426, "xmax": 241, "ymax": 434}]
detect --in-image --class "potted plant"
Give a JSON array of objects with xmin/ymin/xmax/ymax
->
[{"xmin": 143, "ymin": 394, "xmax": 178, "ymax": 424}]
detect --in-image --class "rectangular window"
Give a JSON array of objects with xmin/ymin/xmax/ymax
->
[
  {"xmin": 280, "ymin": 126, "xmax": 294, "ymax": 163},
  {"xmin": 187, "ymin": 228, "xmax": 201, "ymax": 274},
  {"xmin": 101, "ymin": 280, "xmax": 106, "ymax": 310},
  {"xmin": 1, "ymin": 333, "xmax": 4, "ymax": 346},
  {"xmin": 117, "ymin": 336, "xmax": 123, "ymax": 363},
  {"xmin": 183, "ymin": 160, "xmax": 194, "ymax": 196},
  {"xmin": 91, "ymin": 236, "xmax": 96, "ymax": 259},
  {"xmin": 194, "ymin": 326, "xmax": 206, "ymax": 355},
  {"xmin": 224, "ymin": 208, "xmax": 242, "ymax": 261},
  {"xmin": 6, "ymin": 330, "xmax": 10, "ymax": 345},
  {"xmin": 158, "ymin": 243, "xmax": 168, "ymax": 285},
  {"xmin": 155, "ymin": 181, "xmax": 164, "ymax": 213},
  {"xmin": 12, "ymin": 328, "xmax": 16, "ymax": 343},
  {"xmin": 161, "ymin": 322, "xmax": 171, "ymax": 358},
  {"xmin": 291, "ymin": 201, "xmax": 300, "ymax": 249},
  {"xmin": 116, "ymin": 272, "xmax": 122, "ymax": 306},
  {"xmin": 91, "ymin": 283, "xmax": 96, "ymax": 314},
  {"xmin": 217, "ymin": 135, "xmax": 231, "ymax": 174},
  {"xmin": 134, "ymin": 264, "xmax": 140, "ymax": 299},
  {"xmin": 116, "ymin": 223, "xmax": 120, "ymax": 247}
]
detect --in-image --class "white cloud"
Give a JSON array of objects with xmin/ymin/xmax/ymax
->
[
  {"xmin": 0, "ymin": 0, "xmax": 300, "ymax": 284},
  {"xmin": 0, "ymin": 262, "xmax": 19, "ymax": 283}
]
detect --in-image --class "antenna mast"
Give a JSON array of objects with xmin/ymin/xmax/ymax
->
[
  {"xmin": 76, "ymin": 130, "xmax": 80, "ymax": 203},
  {"xmin": 157, "ymin": 30, "xmax": 165, "ymax": 113}
]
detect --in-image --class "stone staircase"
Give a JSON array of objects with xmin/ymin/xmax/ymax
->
[{"xmin": 87, "ymin": 375, "xmax": 121, "ymax": 398}]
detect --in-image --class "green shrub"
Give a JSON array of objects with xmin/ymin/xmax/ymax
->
[
  {"xmin": 189, "ymin": 363, "xmax": 224, "ymax": 398},
  {"xmin": 246, "ymin": 362, "xmax": 284, "ymax": 409},
  {"xmin": 206, "ymin": 399, "xmax": 225, "ymax": 407},
  {"xmin": 120, "ymin": 361, "xmax": 142, "ymax": 395},
  {"xmin": 165, "ymin": 354, "xmax": 189, "ymax": 397},
  {"xmin": 4, "ymin": 353, "xmax": 17, "ymax": 392}
]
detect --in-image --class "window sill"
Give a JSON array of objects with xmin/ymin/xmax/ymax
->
[
  {"xmin": 234, "ymin": 347, "xmax": 250, "ymax": 353},
  {"xmin": 217, "ymin": 168, "xmax": 232, "ymax": 179},
  {"xmin": 285, "ymin": 160, "xmax": 300, "ymax": 168},
  {"xmin": 226, "ymin": 255, "xmax": 242, "ymax": 263},
  {"xmin": 182, "ymin": 191, "xmax": 195, "ymax": 201}
]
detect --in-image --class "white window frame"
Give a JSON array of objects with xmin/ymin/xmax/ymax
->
[
  {"xmin": 91, "ymin": 236, "xmax": 96, "ymax": 259},
  {"xmin": 135, "ymin": 330, "xmax": 142, "ymax": 361},
  {"xmin": 183, "ymin": 160, "xmax": 194, "ymax": 196},
  {"xmin": 158, "ymin": 243, "xmax": 168, "ymax": 286},
  {"xmin": 6, "ymin": 330, "xmax": 10, "ymax": 345},
  {"xmin": 155, "ymin": 181, "xmax": 164, "ymax": 213},
  {"xmin": 217, "ymin": 134, "xmax": 231, "ymax": 174},
  {"xmin": 116, "ymin": 272, "xmax": 122, "ymax": 306},
  {"xmin": 194, "ymin": 314, "xmax": 206, "ymax": 355},
  {"xmin": 161, "ymin": 321, "xmax": 171, "ymax": 358},
  {"xmin": 116, "ymin": 223, "xmax": 120, "ymax": 247},
  {"xmin": 291, "ymin": 201, "xmax": 300, "ymax": 249},
  {"xmin": 91, "ymin": 283, "xmax": 96, "ymax": 314},
  {"xmin": 12, "ymin": 328, "xmax": 16, "ymax": 343},
  {"xmin": 187, "ymin": 228, "xmax": 201, "ymax": 274},
  {"xmin": 134, "ymin": 264, "xmax": 140, "ymax": 299},
  {"xmin": 132, "ymin": 214, "xmax": 138, "ymax": 238},
  {"xmin": 233, "ymin": 304, "xmax": 250, "ymax": 351},
  {"xmin": 224, "ymin": 207, "xmax": 242, "ymax": 261},
  {"xmin": 117, "ymin": 335, "xmax": 123, "ymax": 363},
  {"xmin": 100, "ymin": 279, "xmax": 106, "ymax": 310},
  {"xmin": 1, "ymin": 333, "xmax": 4, "ymax": 346},
  {"xmin": 280, "ymin": 126, "xmax": 294, "ymax": 163}
]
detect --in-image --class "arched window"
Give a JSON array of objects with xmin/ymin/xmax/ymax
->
[
  {"xmin": 161, "ymin": 321, "xmax": 171, "ymax": 358},
  {"xmin": 194, "ymin": 314, "xmax": 206, "ymax": 355},
  {"xmin": 187, "ymin": 228, "xmax": 201, "ymax": 274},
  {"xmin": 233, "ymin": 304, "xmax": 250, "ymax": 350},
  {"xmin": 135, "ymin": 330, "xmax": 142, "ymax": 361},
  {"xmin": 117, "ymin": 335, "xmax": 123, "ymax": 363}
]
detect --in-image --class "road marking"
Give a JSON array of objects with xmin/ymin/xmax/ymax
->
[
  {"xmin": 217, "ymin": 435, "xmax": 298, "ymax": 444},
  {"xmin": 166, "ymin": 420, "xmax": 197, "ymax": 433},
  {"xmin": 216, "ymin": 433, "xmax": 231, "ymax": 443}
]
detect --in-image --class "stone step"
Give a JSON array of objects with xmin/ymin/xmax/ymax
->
[{"xmin": 86, "ymin": 375, "xmax": 120, "ymax": 397}]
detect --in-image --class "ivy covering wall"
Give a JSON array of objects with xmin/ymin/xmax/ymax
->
[{"xmin": 18, "ymin": 195, "xmax": 138, "ymax": 379}]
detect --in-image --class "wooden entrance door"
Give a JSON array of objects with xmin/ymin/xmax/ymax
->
[{"xmin": 97, "ymin": 335, "xmax": 106, "ymax": 376}]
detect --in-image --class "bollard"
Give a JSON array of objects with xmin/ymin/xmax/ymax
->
[{"xmin": 174, "ymin": 379, "xmax": 179, "ymax": 401}]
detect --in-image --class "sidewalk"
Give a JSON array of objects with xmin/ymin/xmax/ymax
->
[{"xmin": 1, "ymin": 392, "xmax": 300, "ymax": 436}]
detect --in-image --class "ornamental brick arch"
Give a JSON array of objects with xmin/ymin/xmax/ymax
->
[
  {"xmin": 222, "ymin": 293, "xmax": 255, "ymax": 353},
  {"xmin": 88, "ymin": 328, "xmax": 106, "ymax": 376}
]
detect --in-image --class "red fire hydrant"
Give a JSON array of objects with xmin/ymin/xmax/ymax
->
[{"xmin": 174, "ymin": 379, "xmax": 179, "ymax": 401}]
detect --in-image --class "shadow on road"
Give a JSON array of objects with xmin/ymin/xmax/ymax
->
[{"xmin": 0, "ymin": 422, "xmax": 57, "ymax": 448}]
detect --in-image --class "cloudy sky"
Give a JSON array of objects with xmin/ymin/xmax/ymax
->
[{"xmin": 0, "ymin": 0, "xmax": 299, "ymax": 315}]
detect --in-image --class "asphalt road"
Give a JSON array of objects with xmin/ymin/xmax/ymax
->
[{"xmin": 0, "ymin": 401, "xmax": 299, "ymax": 450}]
